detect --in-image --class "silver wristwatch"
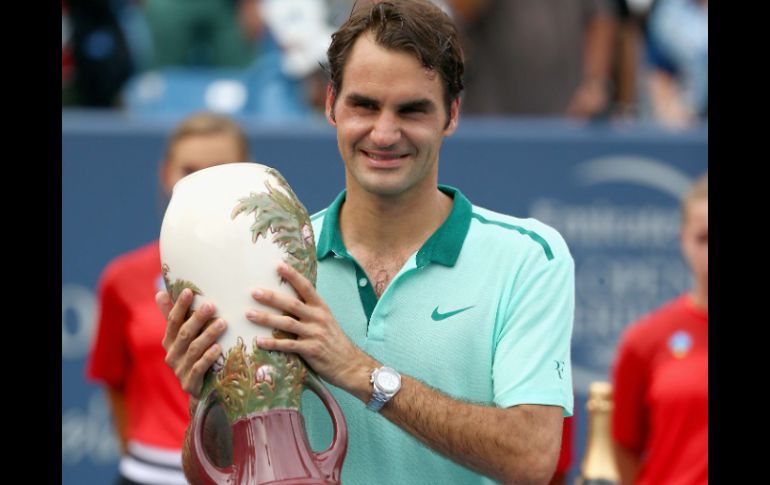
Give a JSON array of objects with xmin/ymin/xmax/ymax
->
[{"xmin": 366, "ymin": 366, "xmax": 402, "ymax": 412}]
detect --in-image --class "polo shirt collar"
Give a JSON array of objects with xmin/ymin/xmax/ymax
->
[
  {"xmin": 316, "ymin": 185, "xmax": 472, "ymax": 268},
  {"xmin": 316, "ymin": 189, "xmax": 348, "ymax": 260}
]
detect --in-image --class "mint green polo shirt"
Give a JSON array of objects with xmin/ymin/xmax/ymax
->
[{"xmin": 300, "ymin": 186, "xmax": 574, "ymax": 485}]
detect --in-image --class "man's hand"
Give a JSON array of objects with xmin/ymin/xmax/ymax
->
[
  {"xmin": 156, "ymin": 288, "xmax": 227, "ymax": 398},
  {"xmin": 246, "ymin": 263, "xmax": 376, "ymax": 397},
  {"xmin": 566, "ymin": 78, "xmax": 610, "ymax": 119}
]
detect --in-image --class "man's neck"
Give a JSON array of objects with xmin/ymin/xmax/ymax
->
[
  {"xmin": 689, "ymin": 284, "xmax": 708, "ymax": 313},
  {"xmin": 339, "ymin": 184, "xmax": 453, "ymax": 256}
]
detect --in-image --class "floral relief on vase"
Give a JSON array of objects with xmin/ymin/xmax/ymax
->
[{"xmin": 172, "ymin": 169, "xmax": 317, "ymax": 421}]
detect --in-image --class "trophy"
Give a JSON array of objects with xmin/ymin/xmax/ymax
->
[
  {"xmin": 575, "ymin": 382, "xmax": 619, "ymax": 485},
  {"xmin": 160, "ymin": 163, "xmax": 347, "ymax": 484}
]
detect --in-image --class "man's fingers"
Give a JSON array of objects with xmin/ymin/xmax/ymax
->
[
  {"xmin": 277, "ymin": 263, "xmax": 323, "ymax": 307},
  {"xmin": 174, "ymin": 301, "xmax": 216, "ymax": 349},
  {"xmin": 164, "ymin": 289, "xmax": 194, "ymax": 343},
  {"xmin": 256, "ymin": 336, "xmax": 301, "ymax": 354},
  {"xmin": 156, "ymin": 290, "xmax": 174, "ymax": 319},
  {"xmin": 182, "ymin": 342, "xmax": 222, "ymax": 398},
  {"xmin": 252, "ymin": 287, "xmax": 312, "ymax": 321},
  {"xmin": 184, "ymin": 318, "xmax": 226, "ymax": 360},
  {"xmin": 171, "ymin": 318, "xmax": 226, "ymax": 397},
  {"xmin": 246, "ymin": 310, "xmax": 306, "ymax": 337},
  {"xmin": 250, "ymin": 265, "xmax": 328, "ymax": 321},
  {"xmin": 159, "ymin": 288, "xmax": 228, "ymax": 398}
]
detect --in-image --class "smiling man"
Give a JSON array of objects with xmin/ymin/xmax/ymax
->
[{"xmin": 158, "ymin": 2, "xmax": 575, "ymax": 484}]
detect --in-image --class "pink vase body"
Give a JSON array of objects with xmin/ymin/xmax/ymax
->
[{"xmin": 191, "ymin": 372, "xmax": 347, "ymax": 485}]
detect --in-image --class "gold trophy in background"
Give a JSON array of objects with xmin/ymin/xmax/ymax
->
[{"xmin": 575, "ymin": 382, "xmax": 620, "ymax": 485}]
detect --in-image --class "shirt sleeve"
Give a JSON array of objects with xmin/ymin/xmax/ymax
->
[
  {"xmin": 611, "ymin": 325, "xmax": 648, "ymax": 453},
  {"xmin": 492, "ymin": 235, "xmax": 575, "ymax": 416},
  {"xmin": 85, "ymin": 263, "xmax": 131, "ymax": 389}
]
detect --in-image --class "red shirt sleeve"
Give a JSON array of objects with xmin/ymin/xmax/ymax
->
[
  {"xmin": 611, "ymin": 325, "xmax": 648, "ymax": 453},
  {"xmin": 85, "ymin": 262, "xmax": 130, "ymax": 389}
]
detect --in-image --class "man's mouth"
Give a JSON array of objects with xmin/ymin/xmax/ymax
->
[{"xmin": 361, "ymin": 150, "xmax": 408, "ymax": 167}]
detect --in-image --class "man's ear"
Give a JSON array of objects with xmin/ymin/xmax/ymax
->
[
  {"xmin": 444, "ymin": 97, "xmax": 461, "ymax": 135},
  {"xmin": 325, "ymin": 84, "xmax": 337, "ymax": 126},
  {"xmin": 158, "ymin": 159, "xmax": 172, "ymax": 194}
]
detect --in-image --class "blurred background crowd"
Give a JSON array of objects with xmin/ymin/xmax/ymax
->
[{"xmin": 61, "ymin": 0, "xmax": 707, "ymax": 130}]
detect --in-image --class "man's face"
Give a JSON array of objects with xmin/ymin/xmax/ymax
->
[
  {"xmin": 161, "ymin": 133, "xmax": 244, "ymax": 194},
  {"xmin": 326, "ymin": 33, "xmax": 459, "ymax": 198},
  {"xmin": 680, "ymin": 198, "xmax": 708, "ymax": 287}
]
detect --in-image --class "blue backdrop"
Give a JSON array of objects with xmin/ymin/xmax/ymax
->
[{"xmin": 62, "ymin": 110, "xmax": 707, "ymax": 484}]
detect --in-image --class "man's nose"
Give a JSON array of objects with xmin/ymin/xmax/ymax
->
[{"xmin": 370, "ymin": 111, "xmax": 401, "ymax": 147}]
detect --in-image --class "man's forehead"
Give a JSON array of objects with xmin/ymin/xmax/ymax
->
[
  {"xmin": 345, "ymin": 33, "xmax": 436, "ymax": 78},
  {"xmin": 341, "ymin": 51, "xmax": 442, "ymax": 96}
]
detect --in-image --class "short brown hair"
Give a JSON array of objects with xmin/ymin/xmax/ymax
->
[
  {"xmin": 165, "ymin": 112, "xmax": 249, "ymax": 162},
  {"xmin": 682, "ymin": 172, "xmax": 708, "ymax": 224},
  {"xmin": 325, "ymin": 0, "xmax": 464, "ymax": 122}
]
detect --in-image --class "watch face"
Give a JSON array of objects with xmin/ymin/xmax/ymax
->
[{"xmin": 377, "ymin": 370, "xmax": 400, "ymax": 393}]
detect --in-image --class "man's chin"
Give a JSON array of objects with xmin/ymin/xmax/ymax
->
[{"xmin": 356, "ymin": 178, "xmax": 414, "ymax": 198}]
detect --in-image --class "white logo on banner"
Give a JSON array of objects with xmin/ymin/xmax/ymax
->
[
  {"xmin": 530, "ymin": 156, "xmax": 697, "ymax": 391},
  {"xmin": 62, "ymin": 392, "xmax": 120, "ymax": 464},
  {"xmin": 62, "ymin": 284, "xmax": 97, "ymax": 360},
  {"xmin": 574, "ymin": 156, "xmax": 694, "ymax": 199}
]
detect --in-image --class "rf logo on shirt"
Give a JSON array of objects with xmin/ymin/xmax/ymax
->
[{"xmin": 555, "ymin": 361, "xmax": 566, "ymax": 380}]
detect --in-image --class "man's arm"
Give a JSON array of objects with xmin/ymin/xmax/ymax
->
[
  {"xmin": 105, "ymin": 387, "xmax": 129, "ymax": 455},
  {"xmin": 181, "ymin": 405, "xmax": 204, "ymax": 485},
  {"xmin": 647, "ymin": 68, "xmax": 693, "ymax": 129},
  {"xmin": 566, "ymin": 8, "xmax": 618, "ymax": 118},
  {"xmin": 612, "ymin": 443, "xmax": 642, "ymax": 485},
  {"xmin": 382, "ymin": 377, "xmax": 564, "ymax": 484},
  {"xmin": 251, "ymin": 263, "xmax": 565, "ymax": 484},
  {"xmin": 610, "ymin": 324, "xmax": 647, "ymax": 485}
]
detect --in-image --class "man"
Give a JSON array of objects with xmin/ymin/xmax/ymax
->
[
  {"xmin": 158, "ymin": 2, "xmax": 575, "ymax": 484},
  {"xmin": 611, "ymin": 173, "xmax": 708, "ymax": 484},
  {"xmin": 87, "ymin": 112, "xmax": 251, "ymax": 485},
  {"xmin": 448, "ymin": 0, "xmax": 619, "ymax": 118}
]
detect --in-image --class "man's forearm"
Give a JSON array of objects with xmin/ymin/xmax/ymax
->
[
  {"xmin": 334, "ymin": 353, "xmax": 564, "ymax": 484},
  {"xmin": 182, "ymin": 422, "xmax": 204, "ymax": 485},
  {"xmin": 583, "ymin": 13, "xmax": 617, "ymax": 85},
  {"xmin": 612, "ymin": 443, "xmax": 642, "ymax": 485},
  {"xmin": 378, "ymin": 375, "xmax": 564, "ymax": 485},
  {"xmin": 106, "ymin": 387, "xmax": 129, "ymax": 455}
]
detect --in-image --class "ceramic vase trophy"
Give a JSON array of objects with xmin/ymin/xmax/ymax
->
[{"xmin": 160, "ymin": 163, "xmax": 347, "ymax": 484}]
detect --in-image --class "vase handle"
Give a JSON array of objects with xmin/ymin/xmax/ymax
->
[
  {"xmin": 304, "ymin": 370, "xmax": 348, "ymax": 483},
  {"xmin": 190, "ymin": 387, "xmax": 234, "ymax": 484}
]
